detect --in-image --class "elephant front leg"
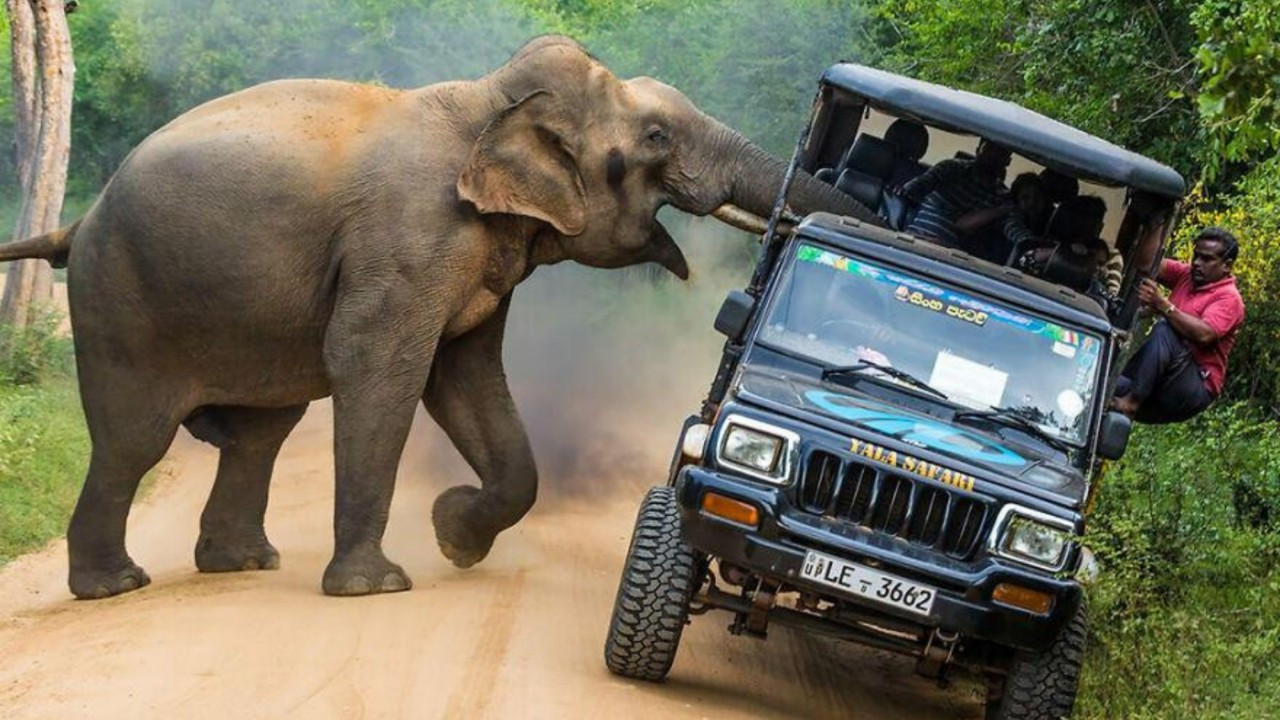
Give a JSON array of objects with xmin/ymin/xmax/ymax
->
[
  {"xmin": 321, "ymin": 282, "xmax": 439, "ymax": 596},
  {"xmin": 424, "ymin": 297, "xmax": 537, "ymax": 569}
]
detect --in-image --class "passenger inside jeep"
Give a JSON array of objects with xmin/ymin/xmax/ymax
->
[
  {"xmin": 812, "ymin": 115, "xmax": 1127, "ymax": 312},
  {"xmin": 900, "ymin": 138, "xmax": 1012, "ymax": 248}
]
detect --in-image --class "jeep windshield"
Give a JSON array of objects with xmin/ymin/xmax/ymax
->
[{"xmin": 757, "ymin": 243, "xmax": 1103, "ymax": 445}]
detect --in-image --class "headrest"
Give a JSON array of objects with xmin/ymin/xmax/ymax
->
[
  {"xmin": 884, "ymin": 120, "xmax": 929, "ymax": 161},
  {"xmin": 841, "ymin": 134, "xmax": 897, "ymax": 180},
  {"xmin": 1039, "ymin": 168, "xmax": 1080, "ymax": 204},
  {"xmin": 1046, "ymin": 195, "xmax": 1107, "ymax": 241}
]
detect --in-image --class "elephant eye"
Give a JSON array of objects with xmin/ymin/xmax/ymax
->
[{"xmin": 645, "ymin": 126, "xmax": 669, "ymax": 145}]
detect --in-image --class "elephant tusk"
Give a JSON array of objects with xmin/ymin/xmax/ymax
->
[{"xmin": 711, "ymin": 204, "xmax": 796, "ymax": 237}]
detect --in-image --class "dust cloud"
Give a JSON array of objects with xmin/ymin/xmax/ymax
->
[{"xmin": 405, "ymin": 216, "xmax": 761, "ymax": 505}]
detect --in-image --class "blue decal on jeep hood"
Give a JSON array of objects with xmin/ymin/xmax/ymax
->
[{"xmin": 804, "ymin": 390, "xmax": 1027, "ymax": 467}]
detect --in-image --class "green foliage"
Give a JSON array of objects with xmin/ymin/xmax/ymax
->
[
  {"xmin": 62, "ymin": 0, "xmax": 551, "ymax": 192},
  {"xmin": 0, "ymin": 309, "xmax": 74, "ymax": 386},
  {"xmin": 877, "ymin": 0, "xmax": 1203, "ymax": 176},
  {"xmin": 551, "ymin": 0, "xmax": 875, "ymax": 154},
  {"xmin": 1080, "ymin": 403, "xmax": 1280, "ymax": 718},
  {"xmin": 0, "ymin": 378, "xmax": 89, "ymax": 565},
  {"xmin": 1192, "ymin": 0, "xmax": 1280, "ymax": 172}
]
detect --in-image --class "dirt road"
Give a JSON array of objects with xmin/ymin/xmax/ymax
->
[{"xmin": 0, "ymin": 398, "xmax": 983, "ymax": 720}]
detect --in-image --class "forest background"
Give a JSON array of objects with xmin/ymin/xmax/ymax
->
[{"xmin": 0, "ymin": 1, "xmax": 1277, "ymax": 717}]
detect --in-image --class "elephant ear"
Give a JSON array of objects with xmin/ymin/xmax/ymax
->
[{"xmin": 458, "ymin": 90, "xmax": 587, "ymax": 236}]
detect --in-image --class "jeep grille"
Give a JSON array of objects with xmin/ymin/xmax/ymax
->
[{"xmin": 799, "ymin": 449, "xmax": 990, "ymax": 559}]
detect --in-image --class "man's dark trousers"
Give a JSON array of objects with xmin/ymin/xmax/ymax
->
[{"xmin": 1115, "ymin": 320, "xmax": 1213, "ymax": 424}]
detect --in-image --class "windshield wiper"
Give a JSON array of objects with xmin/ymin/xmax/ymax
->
[
  {"xmin": 952, "ymin": 405, "xmax": 1074, "ymax": 454},
  {"xmin": 821, "ymin": 360, "xmax": 949, "ymax": 400}
]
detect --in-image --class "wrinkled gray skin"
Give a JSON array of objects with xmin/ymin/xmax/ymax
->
[{"xmin": 22, "ymin": 36, "xmax": 875, "ymax": 599}]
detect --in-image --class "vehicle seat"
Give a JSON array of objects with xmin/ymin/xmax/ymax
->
[
  {"xmin": 815, "ymin": 167, "xmax": 839, "ymax": 184},
  {"xmin": 881, "ymin": 119, "xmax": 931, "ymax": 229},
  {"xmin": 834, "ymin": 135, "xmax": 896, "ymax": 212},
  {"xmin": 836, "ymin": 168, "xmax": 887, "ymax": 212},
  {"xmin": 1044, "ymin": 198, "xmax": 1105, "ymax": 242},
  {"xmin": 841, "ymin": 134, "xmax": 897, "ymax": 179},
  {"xmin": 883, "ymin": 119, "xmax": 930, "ymax": 190},
  {"xmin": 1041, "ymin": 245, "xmax": 1096, "ymax": 293},
  {"xmin": 1037, "ymin": 169, "xmax": 1081, "ymax": 234}
]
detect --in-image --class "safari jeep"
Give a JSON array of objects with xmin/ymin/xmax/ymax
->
[{"xmin": 603, "ymin": 64, "xmax": 1187, "ymax": 719}]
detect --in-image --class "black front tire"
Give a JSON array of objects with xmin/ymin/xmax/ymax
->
[
  {"xmin": 986, "ymin": 603, "xmax": 1088, "ymax": 720},
  {"xmin": 604, "ymin": 486, "xmax": 697, "ymax": 682}
]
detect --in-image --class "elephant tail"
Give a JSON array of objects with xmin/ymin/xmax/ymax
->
[{"xmin": 0, "ymin": 220, "xmax": 78, "ymax": 269}]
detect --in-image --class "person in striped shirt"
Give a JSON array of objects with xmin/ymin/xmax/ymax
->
[{"xmin": 902, "ymin": 139, "xmax": 1011, "ymax": 249}]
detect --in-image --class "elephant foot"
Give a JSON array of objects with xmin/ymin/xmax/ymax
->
[
  {"xmin": 322, "ymin": 547, "xmax": 412, "ymax": 596},
  {"xmin": 432, "ymin": 485, "xmax": 497, "ymax": 569},
  {"xmin": 69, "ymin": 561, "xmax": 152, "ymax": 600},
  {"xmin": 195, "ymin": 533, "xmax": 281, "ymax": 573}
]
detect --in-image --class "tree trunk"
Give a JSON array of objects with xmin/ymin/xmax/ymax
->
[{"xmin": 0, "ymin": 0, "xmax": 74, "ymax": 329}]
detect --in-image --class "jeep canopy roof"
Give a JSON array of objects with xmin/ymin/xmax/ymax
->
[{"xmin": 820, "ymin": 64, "xmax": 1187, "ymax": 199}]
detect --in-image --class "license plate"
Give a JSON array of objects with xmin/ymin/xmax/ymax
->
[{"xmin": 800, "ymin": 550, "xmax": 937, "ymax": 616}]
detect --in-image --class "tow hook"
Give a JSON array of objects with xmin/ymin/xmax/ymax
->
[
  {"xmin": 916, "ymin": 628, "xmax": 960, "ymax": 687},
  {"xmin": 729, "ymin": 578, "xmax": 778, "ymax": 638}
]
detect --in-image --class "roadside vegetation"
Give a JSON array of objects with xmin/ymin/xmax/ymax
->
[
  {"xmin": 0, "ymin": 310, "xmax": 85, "ymax": 565},
  {"xmin": 0, "ymin": 1, "xmax": 1276, "ymax": 716}
]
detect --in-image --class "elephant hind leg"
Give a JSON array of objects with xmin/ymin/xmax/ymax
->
[
  {"xmin": 68, "ymin": 372, "xmax": 188, "ymax": 600},
  {"xmin": 195, "ymin": 403, "xmax": 308, "ymax": 573}
]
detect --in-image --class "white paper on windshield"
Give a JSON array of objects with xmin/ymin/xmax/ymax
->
[{"xmin": 929, "ymin": 352, "xmax": 1008, "ymax": 409}]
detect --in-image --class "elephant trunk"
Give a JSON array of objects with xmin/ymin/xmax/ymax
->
[{"xmin": 720, "ymin": 136, "xmax": 884, "ymax": 229}]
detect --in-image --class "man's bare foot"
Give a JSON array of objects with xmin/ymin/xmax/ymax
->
[{"xmin": 1111, "ymin": 394, "xmax": 1140, "ymax": 418}]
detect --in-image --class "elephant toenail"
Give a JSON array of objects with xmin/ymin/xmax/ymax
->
[
  {"xmin": 381, "ymin": 573, "xmax": 409, "ymax": 592},
  {"xmin": 345, "ymin": 577, "xmax": 372, "ymax": 595}
]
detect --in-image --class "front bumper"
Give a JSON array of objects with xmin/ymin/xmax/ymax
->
[{"xmin": 675, "ymin": 466, "xmax": 1082, "ymax": 653}]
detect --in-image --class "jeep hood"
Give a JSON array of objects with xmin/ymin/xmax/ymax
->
[{"xmin": 734, "ymin": 368, "xmax": 1087, "ymax": 504}]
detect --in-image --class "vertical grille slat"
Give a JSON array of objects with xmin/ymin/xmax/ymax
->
[
  {"xmin": 801, "ymin": 450, "xmax": 842, "ymax": 514},
  {"xmin": 796, "ymin": 447, "xmax": 992, "ymax": 560},
  {"xmin": 941, "ymin": 497, "xmax": 988, "ymax": 559},
  {"xmin": 835, "ymin": 463, "xmax": 876, "ymax": 522}
]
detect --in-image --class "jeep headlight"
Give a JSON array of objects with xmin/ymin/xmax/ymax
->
[
  {"xmin": 992, "ymin": 507, "xmax": 1075, "ymax": 572},
  {"xmin": 716, "ymin": 415, "xmax": 797, "ymax": 483}
]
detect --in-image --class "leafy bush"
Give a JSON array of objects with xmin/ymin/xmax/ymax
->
[
  {"xmin": 1192, "ymin": 0, "xmax": 1280, "ymax": 171},
  {"xmin": 0, "ymin": 308, "xmax": 74, "ymax": 386},
  {"xmin": 0, "ymin": 308, "xmax": 73, "ymax": 385},
  {"xmin": 1079, "ymin": 403, "xmax": 1280, "ymax": 718},
  {"xmin": 0, "ymin": 379, "xmax": 89, "ymax": 564}
]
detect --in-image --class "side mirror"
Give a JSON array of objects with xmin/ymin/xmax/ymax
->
[
  {"xmin": 714, "ymin": 290, "xmax": 756, "ymax": 339},
  {"xmin": 1097, "ymin": 411, "xmax": 1132, "ymax": 460}
]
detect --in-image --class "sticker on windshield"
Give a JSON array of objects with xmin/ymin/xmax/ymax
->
[
  {"xmin": 1052, "ymin": 341, "xmax": 1077, "ymax": 358},
  {"xmin": 1057, "ymin": 390, "xmax": 1085, "ymax": 420},
  {"xmin": 894, "ymin": 285, "xmax": 989, "ymax": 326},
  {"xmin": 928, "ymin": 352, "xmax": 1008, "ymax": 409}
]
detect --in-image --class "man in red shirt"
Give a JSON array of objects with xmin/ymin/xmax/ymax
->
[{"xmin": 1112, "ymin": 227, "xmax": 1245, "ymax": 423}]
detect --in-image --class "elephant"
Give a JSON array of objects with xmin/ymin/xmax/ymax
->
[{"xmin": 0, "ymin": 35, "xmax": 878, "ymax": 599}]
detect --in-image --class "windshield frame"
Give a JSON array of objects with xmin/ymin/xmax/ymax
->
[{"xmin": 749, "ymin": 235, "xmax": 1108, "ymax": 450}]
